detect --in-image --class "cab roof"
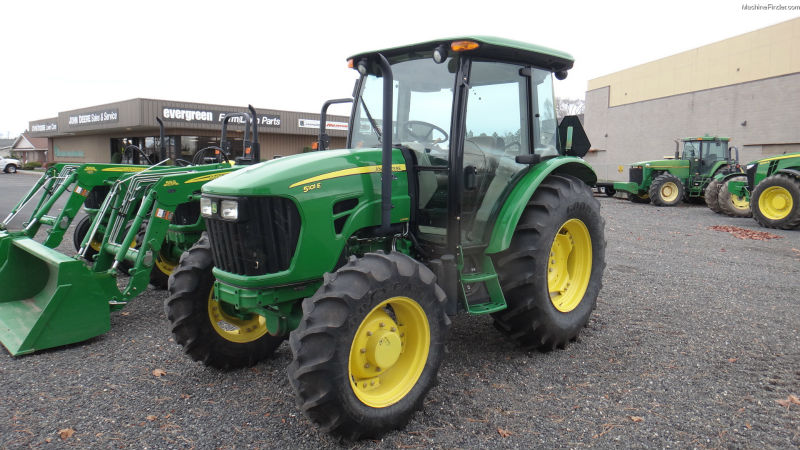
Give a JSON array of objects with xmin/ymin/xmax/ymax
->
[
  {"xmin": 682, "ymin": 136, "xmax": 730, "ymax": 141},
  {"xmin": 349, "ymin": 36, "xmax": 574, "ymax": 73}
]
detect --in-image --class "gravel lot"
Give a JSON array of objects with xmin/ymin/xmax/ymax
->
[{"xmin": 1, "ymin": 186, "xmax": 798, "ymax": 449}]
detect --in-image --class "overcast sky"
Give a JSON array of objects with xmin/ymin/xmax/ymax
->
[{"xmin": 1, "ymin": 0, "xmax": 797, "ymax": 138}]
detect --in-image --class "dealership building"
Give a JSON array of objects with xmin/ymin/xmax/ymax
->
[
  {"xmin": 583, "ymin": 17, "xmax": 800, "ymax": 181},
  {"xmin": 27, "ymin": 98, "xmax": 349, "ymax": 164}
]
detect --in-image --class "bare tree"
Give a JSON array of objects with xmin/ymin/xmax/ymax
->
[{"xmin": 556, "ymin": 97, "xmax": 585, "ymax": 120}]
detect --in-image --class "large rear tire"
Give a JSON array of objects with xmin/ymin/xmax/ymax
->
[
  {"xmin": 491, "ymin": 174, "xmax": 605, "ymax": 351},
  {"xmin": 704, "ymin": 179, "xmax": 723, "ymax": 213},
  {"xmin": 649, "ymin": 173, "xmax": 684, "ymax": 206},
  {"xmin": 718, "ymin": 176, "xmax": 752, "ymax": 218},
  {"xmin": 751, "ymin": 174, "xmax": 800, "ymax": 229},
  {"xmin": 288, "ymin": 251, "xmax": 450, "ymax": 440},
  {"xmin": 165, "ymin": 233, "xmax": 283, "ymax": 369}
]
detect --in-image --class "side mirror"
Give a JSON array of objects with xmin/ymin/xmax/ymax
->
[{"xmin": 557, "ymin": 115, "xmax": 590, "ymax": 157}]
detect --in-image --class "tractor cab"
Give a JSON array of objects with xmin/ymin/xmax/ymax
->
[
  {"xmin": 680, "ymin": 136, "xmax": 735, "ymax": 180},
  {"xmin": 348, "ymin": 38, "xmax": 592, "ymax": 254}
]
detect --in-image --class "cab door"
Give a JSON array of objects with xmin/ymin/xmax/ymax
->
[{"xmin": 459, "ymin": 60, "xmax": 543, "ymax": 246}]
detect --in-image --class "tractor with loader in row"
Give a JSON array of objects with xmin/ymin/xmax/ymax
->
[
  {"xmin": 161, "ymin": 37, "xmax": 606, "ymax": 439},
  {"xmin": 597, "ymin": 136, "xmax": 741, "ymax": 206},
  {"xmin": 0, "ymin": 111, "xmax": 263, "ymax": 355},
  {"xmin": 706, "ymin": 151, "xmax": 800, "ymax": 229}
]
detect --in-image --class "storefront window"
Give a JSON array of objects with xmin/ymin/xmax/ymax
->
[{"xmin": 110, "ymin": 135, "xmax": 247, "ymax": 164}]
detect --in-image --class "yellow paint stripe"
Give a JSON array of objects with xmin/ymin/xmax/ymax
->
[
  {"xmin": 758, "ymin": 154, "xmax": 800, "ymax": 163},
  {"xmin": 184, "ymin": 171, "xmax": 234, "ymax": 184},
  {"xmin": 289, "ymin": 164, "xmax": 406, "ymax": 189},
  {"xmin": 101, "ymin": 167, "xmax": 148, "ymax": 172},
  {"xmin": 646, "ymin": 165, "xmax": 689, "ymax": 169}
]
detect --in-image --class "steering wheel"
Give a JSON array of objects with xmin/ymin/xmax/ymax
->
[
  {"xmin": 123, "ymin": 145, "xmax": 153, "ymax": 165},
  {"xmin": 192, "ymin": 146, "xmax": 230, "ymax": 165},
  {"xmin": 404, "ymin": 120, "xmax": 448, "ymax": 143},
  {"xmin": 174, "ymin": 158, "xmax": 192, "ymax": 167}
]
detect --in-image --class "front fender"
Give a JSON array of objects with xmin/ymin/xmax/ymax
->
[{"xmin": 485, "ymin": 156, "xmax": 596, "ymax": 254}]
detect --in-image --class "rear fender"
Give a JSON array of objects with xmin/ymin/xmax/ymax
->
[
  {"xmin": 485, "ymin": 157, "xmax": 596, "ymax": 254},
  {"xmin": 777, "ymin": 168, "xmax": 800, "ymax": 179}
]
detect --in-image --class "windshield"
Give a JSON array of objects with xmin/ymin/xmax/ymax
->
[
  {"xmin": 703, "ymin": 141, "xmax": 727, "ymax": 162},
  {"xmin": 351, "ymin": 55, "xmax": 456, "ymax": 154},
  {"xmin": 683, "ymin": 141, "xmax": 700, "ymax": 159}
]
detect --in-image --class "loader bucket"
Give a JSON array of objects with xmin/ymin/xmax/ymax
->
[{"xmin": 0, "ymin": 236, "xmax": 118, "ymax": 355}]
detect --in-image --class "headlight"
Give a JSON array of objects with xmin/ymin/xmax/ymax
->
[
  {"xmin": 220, "ymin": 200, "xmax": 238, "ymax": 220},
  {"xmin": 200, "ymin": 197, "xmax": 213, "ymax": 217},
  {"xmin": 746, "ymin": 164, "xmax": 755, "ymax": 171}
]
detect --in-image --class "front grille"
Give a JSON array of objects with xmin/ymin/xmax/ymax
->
[
  {"xmin": 629, "ymin": 167, "xmax": 643, "ymax": 184},
  {"xmin": 206, "ymin": 196, "xmax": 301, "ymax": 276}
]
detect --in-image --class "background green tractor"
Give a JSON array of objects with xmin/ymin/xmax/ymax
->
[
  {"xmin": 610, "ymin": 136, "xmax": 740, "ymax": 206},
  {"xmin": 166, "ymin": 37, "xmax": 606, "ymax": 439},
  {"xmin": 709, "ymin": 152, "xmax": 800, "ymax": 229}
]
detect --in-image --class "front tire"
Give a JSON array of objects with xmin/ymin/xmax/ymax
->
[
  {"xmin": 718, "ymin": 176, "xmax": 752, "ymax": 218},
  {"xmin": 165, "ymin": 233, "xmax": 283, "ymax": 369},
  {"xmin": 704, "ymin": 179, "xmax": 723, "ymax": 213},
  {"xmin": 73, "ymin": 215, "xmax": 100, "ymax": 262},
  {"xmin": 649, "ymin": 173, "xmax": 684, "ymax": 206},
  {"xmin": 5, "ymin": 164, "xmax": 17, "ymax": 174},
  {"xmin": 491, "ymin": 174, "xmax": 606, "ymax": 351},
  {"xmin": 288, "ymin": 252, "xmax": 450, "ymax": 440},
  {"xmin": 751, "ymin": 174, "xmax": 800, "ymax": 229},
  {"xmin": 150, "ymin": 250, "xmax": 177, "ymax": 289}
]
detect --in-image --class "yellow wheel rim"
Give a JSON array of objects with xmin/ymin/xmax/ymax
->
[
  {"xmin": 349, "ymin": 296, "xmax": 429, "ymax": 408},
  {"xmin": 730, "ymin": 194, "xmax": 750, "ymax": 211},
  {"xmin": 660, "ymin": 182, "xmax": 679, "ymax": 202},
  {"xmin": 759, "ymin": 186, "xmax": 793, "ymax": 220},
  {"xmin": 89, "ymin": 238, "xmax": 102, "ymax": 252},
  {"xmin": 548, "ymin": 219, "xmax": 592, "ymax": 313},
  {"xmin": 207, "ymin": 291, "xmax": 268, "ymax": 343},
  {"xmin": 155, "ymin": 252, "xmax": 177, "ymax": 276}
]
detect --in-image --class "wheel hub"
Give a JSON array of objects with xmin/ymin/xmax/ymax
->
[
  {"xmin": 155, "ymin": 252, "xmax": 177, "ymax": 275},
  {"xmin": 207, "ymin": 293, "xmax": 269, "ymax": 343},
  {"xmin": 760, "ymin": 186, "xmax": 792, "ymax": 219},
  {"xmin": 661, "ymin": 182, "xmax": 678, "ymax": 202},
  {"xmin": 367, "ymin": 329, "xmax": 403, "ymax": 369},
  {"xmin": 349, "ymin": 297, "xmax": 429, "ymax": 408}
]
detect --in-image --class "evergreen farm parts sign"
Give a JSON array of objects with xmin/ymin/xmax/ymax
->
[{"xmin": 161, "ymin": 107, "xmax": 281, "ymax": 127}]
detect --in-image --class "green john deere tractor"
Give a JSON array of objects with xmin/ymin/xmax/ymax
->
[
  {"xmin": 608, "ymin": 136, "xmax": 740, "ymax": 206},
  {"xmin": 709, "ymin": 152, "xmax": 800, "ymax": 229},
  {"xmin": 0, "ymin": 110, "xmax": 261, "ymax": 355},
  {"xmin": 165, "ymin": 37, "xmax": 606, "ymax": 439}
]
